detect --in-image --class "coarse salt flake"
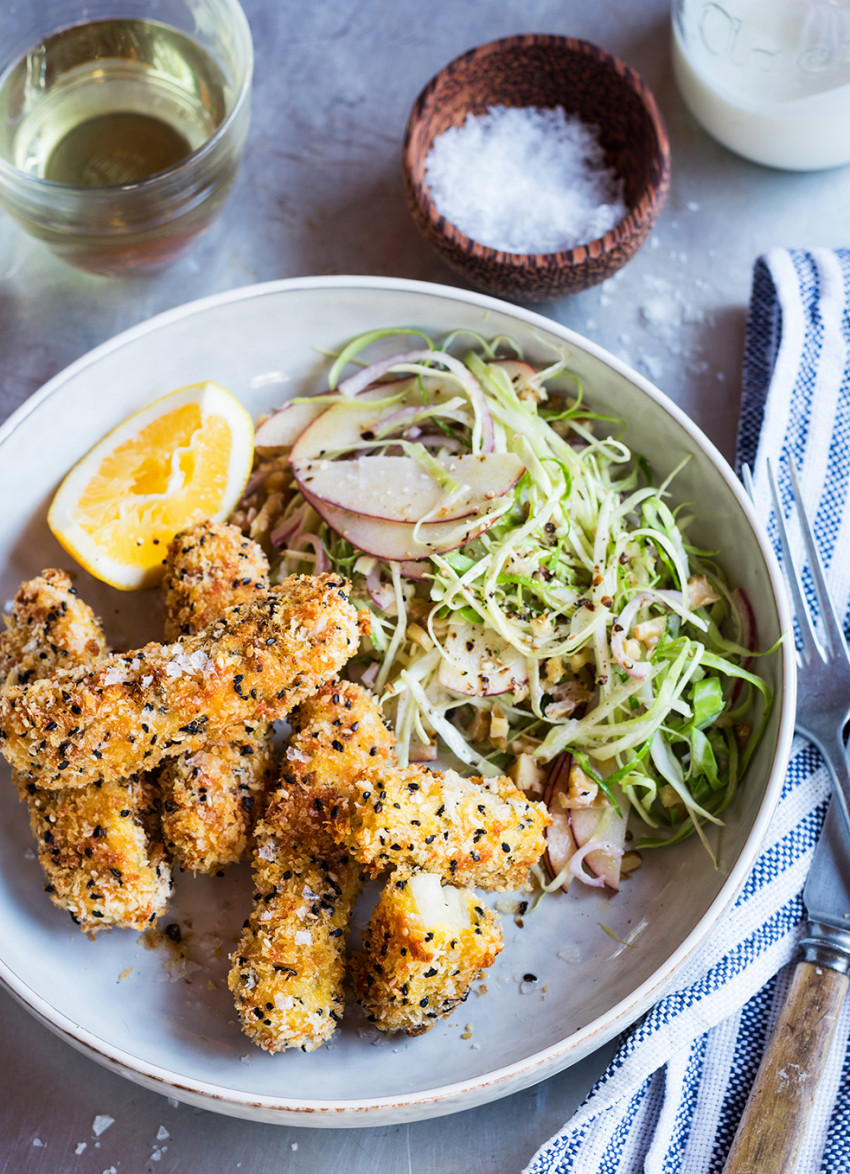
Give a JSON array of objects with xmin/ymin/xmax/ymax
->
[
  {"xmin": 165, "ymin": 650, "xmax": 212, "ymax": 679},
  {"xmin": 294, "ymin": 929, "xmax": 313, "ymax": 946},
  {"xmin": 257, "ymin": 839, "xmax": 277, "ymax": 861},
  {"xmin": 425, "ymin": 105, "xmax": 627, "ymax": 254},
  {"xmin": 91, "ymin": 1114, "xmax": 115, "ymax": 1137}
]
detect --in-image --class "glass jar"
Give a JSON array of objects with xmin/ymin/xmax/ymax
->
[{"xmin": 672, "ymin": 0, "xmax": 850, "ymax": 170}]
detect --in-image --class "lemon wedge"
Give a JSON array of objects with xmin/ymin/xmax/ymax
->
[{"xmin": 48, "ymin": 381, "xmax": 255, "ymax": 590}]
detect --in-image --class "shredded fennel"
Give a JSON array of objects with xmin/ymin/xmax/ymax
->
[{"xmin": 261, "ymin": 328, "xmax": 773, "ymax": 856}]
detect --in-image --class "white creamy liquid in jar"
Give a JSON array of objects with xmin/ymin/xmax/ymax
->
[{"xmin": 672, "ymin": 0, "xmax": 850, "ymax": 170}]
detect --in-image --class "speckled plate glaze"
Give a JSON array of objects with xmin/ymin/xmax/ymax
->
[{"xmin": 0, "ymin": 276, "xmax": 795, "ymax": 1126}]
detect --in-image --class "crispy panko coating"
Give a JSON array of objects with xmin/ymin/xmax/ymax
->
[
  {"xmin": 1, "ymin": 571, "xmax": 171, "ymax": 933},
  {"xmin": 158, "ymin": 731, "xmax": 276, "ymax": 874},
  {"xmin": 228, "ymin": 681, "xmax": 395, "ymax": 1052},
  {"xmin": 162, "ymin": 520, "xmax": 270, "ymax": 638},
  {"xmin": 351, "ymin": 869, "xmax": 503, "ymax": 1035},
  {"xmin": 227, "ymin": 843, "xmax": 362, "ymax": 1053},
  {"xmin": 159, "ymin": 521, "xmax": 275, "ymax": 872},
  {"xmin": 25, "ymin": 774, "xmax": 171, "ymax": 934},
  {"xmin": 334, "ymin": 762, "xmax": 551, "ymax": 892},
  {"xmin": 0, "ymin": 574, "xmax": 361, "ymax": 790},
  {"xmin": 273, "ymin": 679, "xmax": 397, "ymax": 854},
  {"xmin": 0, "ymin": 569, "xmax": 107, "ymax": 686}
]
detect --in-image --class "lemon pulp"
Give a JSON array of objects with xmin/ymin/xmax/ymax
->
[{"xmin": 48, "ymin": 382, "xmax": 254, "ymax": 590}]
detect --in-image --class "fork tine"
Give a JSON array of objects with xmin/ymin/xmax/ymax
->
[
  {"xmin": 787, "ymin": 454, "xmax": 848, "ymax": 658},
  {"xmin": 762, "ymin": 457, "xmax": 822, "ymax": 663}
]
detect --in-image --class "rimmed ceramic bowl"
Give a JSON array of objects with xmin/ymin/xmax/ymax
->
[
  {"xmin": 403, "ymin": 35, "xmax": 671, "ymax": 302},
  {"xmin": 0, "ymin": 276, "xmax": 793, "ymax": 1125}
]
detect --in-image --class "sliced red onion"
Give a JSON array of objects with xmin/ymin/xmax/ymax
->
[
  {"xmin": 360, "ymin": 661, "xmax": 379, "ymax": 687},
  {"xmin": 412, "ymin": 433, "xmax": 464, "ymax": 453},
  {"xmin": 568, "ymin": 839, "xmax": 623, "ymax": 888},
  {"xmin": 365, "ymin": 562, "xmax": 395, "ymax": 610},
  {"xmin": 373, "ymin": 404, "xmax": 430, "ymax": 436},
  {"xmin": 288, "ymin": 532, "xmax": 330, "ymax": 572},
  {"xmin": 610, "ymin": 587, "xmax": 687, "ymax": 680},
  {"xmin": 337, "ymin": 350, "xmax": 495, "ymax": 453},
  {"xmin": 269, "ymin": 502, "xmax": 310, "ymax": 549},
  {"xmin": 269, "ymin": 515, "xmax": 301, "ymax": 549},
  {"xmin": 731, "ymin": 587, "xmax": 756, "ymax": 659},
  {"xmin": 730, "ymin": 586, "xmax": 757, "ymax": 702},
  {"xmin": 610, "ymin": 592, "xmax": 654, "ymax": 681}
]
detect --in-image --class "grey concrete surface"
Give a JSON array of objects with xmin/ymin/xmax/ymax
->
[{"xmin": 2, "ymin": 1, "xmax": 850, "ymax": 1170}]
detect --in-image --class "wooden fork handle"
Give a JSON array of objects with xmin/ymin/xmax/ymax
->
[{"xmin": 722, "ymin": 960, "xmax": 849, "ymax": 1174}]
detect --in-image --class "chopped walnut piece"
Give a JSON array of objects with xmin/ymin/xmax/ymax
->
[{"xmin": 688, "ymin": 574, "xmax": 720, "ymax": 610}]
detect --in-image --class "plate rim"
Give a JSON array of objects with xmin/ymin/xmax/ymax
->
[{"xmin": 0, "ymin": 274, "xmax": 797, "ymax": 1124}]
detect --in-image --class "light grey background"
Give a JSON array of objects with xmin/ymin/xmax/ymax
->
[{"xmin": 1, "ymin": 0, "xmax": 848, "ymax": 1170}]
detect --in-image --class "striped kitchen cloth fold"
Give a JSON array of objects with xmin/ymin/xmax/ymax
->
[{"xmin": 522, "ymin": 248, "xmax": 850, "ymax": 1174}]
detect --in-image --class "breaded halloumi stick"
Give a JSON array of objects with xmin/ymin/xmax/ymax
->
[
  {"xmin": 228, "ymin": 681, "xmax": 395, "ymax": 1052},
  {"xmin": 162, "ymin": 520, "xmax": 270, "ymax": 638},
  {"xmin": 0, "ymin": 574, "xmax": 361, "ymax": 789},
  {"xmin": 273, "ymin": 679, "xmax": 397, "ymax": 854},
  {"xmin": 159, "ymin": 521, "xmax": 275, "ymax": 872},
  {"xmin": 0, "ymin": 571, "xmax": 171, "ymax": 933},
  {"xmin": 0, "ymin": 569, "xmax": 107, "ymax": 686},
  {"xmin": 351, "ymin": 869, "xmax": 503, "ymax": 1035},
  {"xmin": 334, "ymin": 762, "xmax": 550, "ymax": 891}
]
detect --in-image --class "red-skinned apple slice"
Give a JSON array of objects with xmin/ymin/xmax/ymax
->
[
  {"xmin": 570, "ymin": 804, "xmax": 627, "ymax": 893},
  {"xmin": 488, "ymin": 358, "xmax": 541, "ymax": 396},
  {"xmin": 542, "ymin": 753, "xmax": 576, "ymax": 892},
  {"xmin": 289, "ymin": 389, "xmax": 394, "ymax": 465},
  {"xmin": 292, "ymin": 452, "xmax": 523, "ymax": 525},
  {"xmin": 437, "ymin": 620, "xmax": 528, "ymax": 696},
  {"xmin": 254, "ymin": 400, "xmax": 327, "ymax": 451},
  {"xmin": 300, "ymin": 486, "xmax": 497, "ymax": 561}
]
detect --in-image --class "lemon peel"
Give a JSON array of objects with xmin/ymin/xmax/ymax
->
[{"xmin": 48, "ymin": 381, "xmax": 254, "ymax": 590}]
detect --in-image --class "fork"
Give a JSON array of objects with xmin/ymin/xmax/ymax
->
[{"xmin": 745, "ymin": 456, "xmax": 850, "ymax": 844}]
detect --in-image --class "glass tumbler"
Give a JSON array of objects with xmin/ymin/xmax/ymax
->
[
  {"xmin": 0, "ymin": 0, "xmax": 253, "ymax": 274},
  {"xmin": 672, "ymin": 0, "xmax": 850, "ymax": 170}
]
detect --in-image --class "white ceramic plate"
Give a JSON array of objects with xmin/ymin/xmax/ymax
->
[{"xmin": 0, "ymin": 276, "xmax": 795, "ymax": 1126}]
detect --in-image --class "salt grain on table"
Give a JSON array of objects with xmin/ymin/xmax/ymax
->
[
  {"xmin": 424, "ymin": 105, "xmax": 627, "ymax": 254},
  {"xmin": 91, "ymin": 1114, "xmax": 115, "ymax": 1137}
]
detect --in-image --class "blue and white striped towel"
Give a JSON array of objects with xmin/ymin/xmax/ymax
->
[{"xmin": 522, "ymin": 248, "xmax": 850, "ymax": 1174}]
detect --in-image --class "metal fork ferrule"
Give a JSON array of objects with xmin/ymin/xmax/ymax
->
[{"xmin": 800, "ymin": 920, "xmax": 850, "ymax": 975}]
